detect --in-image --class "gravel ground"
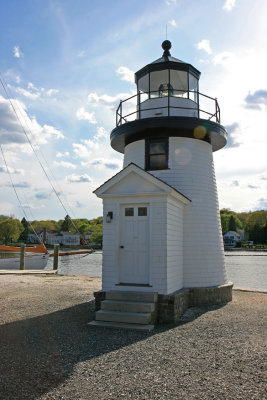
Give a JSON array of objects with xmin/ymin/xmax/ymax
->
[{"xmin": 0, "ymin": 275, "xmax": 266, "ymax": 400}]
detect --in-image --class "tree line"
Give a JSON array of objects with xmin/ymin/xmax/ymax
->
[
  {"xmin": 1, "ymin": 209, "xmax": 267, "ymax": 245},
  {"xmin": 0, "ymin": 214, "xmax": 103, "ymax": 245},
  {"xmin": 220, "ymin": 209, "xmax": 267, "ymax": 244}
]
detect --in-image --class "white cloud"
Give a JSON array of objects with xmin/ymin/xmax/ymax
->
[
  {"xmin": 77, "ymin": 50, "xmax": 85, "ymax": 57},
  {"xmin": 212, "ymin": 51, "xmax": 237, "ymax": 68},
  {"xmin": 76, "ymin": 107, "xmax": 97, "ymax": 124},
  {"xmin": 223, "ymin": 0, "xmax": 236, "ymax": 11},
  {"xmin": 16, "ymin": 87, "xmax": 40, "ymax": 100},
  {"xmin": 224, "ymin": 122, "xmax": 242, "ymax": 148},
  {"xmin": 0, "ymin": 165, "xmax": 24, "ymax": 175},
  {"xmin": 116, "ymin": 66, "xmax": 135, "ymax": 83},
  {"xmin": 244, "ymin": 90, "xmax": 267, "ymax": 110},
  {"xmin": 67, "ymin": 173, "xmax": 92, "ymax": 183},
  {"xmin": 35, "ymin": 192, "xmax": 52, "ymax": 200},
  {"xmin": 56, "ymin": 151, "xmax": 70, "ymax": 158},
  {"xmin": 168, "ymin": 19, "xmax": 177, "ymax": 27},
  {"xmin": 28, "ymin": 82, "xmax": 37, "ymax": 90},
  {"xmin": 166, "ymin": 0, "xmax": 176, "ymax": 4},
  {"xmin": 73, "ymin": 125, "xmax": 110, "ymax": 160},
  {"xmin": 260, "ymin": 172, "xmax": 267, "ymax": 181},
  {"xmin": 46, "ymin": 89, "xmax": 59, "ymax": 96},
  {"xmin": 84, "ymin": 158, "xmax": 122, "ymax": 170},
  {"xmin": 87, "ymin": 91, "xmax": 134, "ymax": 108},
  {"xmin": 0, "ymin": 95, "xmax": 64, "ymax": 146},
  {"xmin": 232, "ymin": 180, "xmax": 240, "ymax": 187},
  {"xmin": 13, "ymin": 45, "xmax": 22, "ymax": 58},
  {"xmin": 196, "ymin": 40, "xmax": 212, "ymax": 54},
  {"xmin": 6, "ymin": 181, "xmax": 30, "ymax": 188},
  {"xmin": 72, "ymin": 143, "xmax": 92, "ymax": 159},
  {"xmin": 94, "ymin": 126, "xmax": 109, "ymax": 140},
  {"xmin": 54, "ymin": 161, "xmax": 76, "ymax": 169},
  {"xmin": 38, "ymin": 123, "xmax": 64, "ymax": 141},
  {"xmin": 14, "ymin": 83, "xmax": 59, "ymax": 100}
]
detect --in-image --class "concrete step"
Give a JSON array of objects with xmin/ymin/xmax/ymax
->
[
  {"xmin": 88, "ymin": 320, "xmax": 154, "ymax": 331},
  {"xmin": 101, "ymin": 299, "xmax": 155, "ymax": 313},
  {"xmin": 105, "ymin": 291, "xmax": 158, "ymax": 303},
  {"xmin": 95, "ymin": 309, "xmax": 152, "ymax": 324}
]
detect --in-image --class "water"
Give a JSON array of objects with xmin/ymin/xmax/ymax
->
[
  {"xmin": 45, "ymin": 251, "xmax": 267, "ymax": 290},
  {"xmin": 225, "ymin": 251, "xmax": 267, "ymax": 290}
]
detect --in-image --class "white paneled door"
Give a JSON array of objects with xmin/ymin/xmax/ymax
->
[{"xmin": 119, "ymin": 204, "xmax": 149, "ymax": 284}]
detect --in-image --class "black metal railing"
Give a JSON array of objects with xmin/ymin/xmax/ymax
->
[{"xmin": 116, "ymin": 89, "xmax": 220, "ymax": 126}]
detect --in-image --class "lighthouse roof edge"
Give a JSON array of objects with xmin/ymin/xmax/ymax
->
[{"xmin": 135, "ymin": 58, "xmax": 201, "ymax": 83}]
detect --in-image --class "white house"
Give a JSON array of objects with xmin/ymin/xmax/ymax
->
[
  {"xmin": 28, "ymin": 230, "xmax": 80, "ymax": 246},
  {"xmin": 223, "ymin": 231, "xmax": 241, "ymax": 248},
  {"xmin": 89, "ymin": 41, "xmax": 232, "ymax": 330}
]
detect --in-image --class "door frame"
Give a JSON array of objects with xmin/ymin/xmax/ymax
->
[{"xmin": 118, "ymin": 201, "xmax": 151, "ymax": 286}]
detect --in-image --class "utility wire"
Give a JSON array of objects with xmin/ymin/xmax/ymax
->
[
  {"xmin": 0, "ymin": 74, "xmax": 81, "ymax": 235},
  {"xmin": 0, "ymin": 144, "xmax": 42, "ymax": 243}
]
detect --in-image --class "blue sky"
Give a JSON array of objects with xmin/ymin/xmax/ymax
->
[{"xmin": 0, "ymin": 0, "xmax": 267, "ymax": 220}]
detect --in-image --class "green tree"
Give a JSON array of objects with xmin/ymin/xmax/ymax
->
[
  {"xmin": 220, "ymin": 214, "xmax": 230, "ymax": 233},
  {"xmin": 0, "ymin": 219, "xmax": 23, "ymax": 244},
  {"xmin": 0, "ymin": 215, "xmax": 10, "ymax": 221},
  {"xmin": 228, "ymin": 215, "xmax": 237, "ymax": 231},
  {"xmin": 90, "ymin": 229, "xmax": 102, "ymax": 245},
  {"xmin": 245, "ymin": 210, "xmax": 267, "ymax": 233},
  {"xmin": 19, "ymin": 217, "xmax": 29, "ymax": 242},
  {"xmin": 60, "ymin": 215, "xmax": 72, "ymax": 232},
  {"xmin": 220, "ymin": 213, "xmax": 242, "ymax": 234},
  {"xmin": 220, "ymin": 208, "xmax": 232, "ymax": 215},
  {"xmin": 30, "ymin": 220, "xmax": 56, "ymax": 232}
]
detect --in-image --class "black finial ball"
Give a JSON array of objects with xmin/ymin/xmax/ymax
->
[{"xmin": 162, "ymin": 40, "xmax": 172, "ymax": 51}]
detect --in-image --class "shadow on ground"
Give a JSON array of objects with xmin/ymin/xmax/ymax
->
[{"xmin": 0, "ymin": 300, "xmax": 224, "ymax": 399}]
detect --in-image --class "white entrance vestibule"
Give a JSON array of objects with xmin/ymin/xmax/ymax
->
[
  {"xmin": 94, "ymin": 163, "xmax": 190, "ymax": 294},
  {"xmin": 119, "ymin": 204, "xmax": 149, "ymax": 285}
]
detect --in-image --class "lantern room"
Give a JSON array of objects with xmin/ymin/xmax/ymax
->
[
  {"xmin": 136, "ymin": 40, "xmax": 200, "ymax": 119},
  {"xmin": 112, "ymin": 41, "xmax": 226, "ymax": 155}
]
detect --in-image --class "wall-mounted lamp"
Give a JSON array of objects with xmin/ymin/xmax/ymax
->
[{"xmin": 106, "ymin": 211, "xmax": 113, "ymax": 223}]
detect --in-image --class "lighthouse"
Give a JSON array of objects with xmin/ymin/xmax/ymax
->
[{"xmin": 90, "ymin": 41, "xmax": 232, "ymax": 331}]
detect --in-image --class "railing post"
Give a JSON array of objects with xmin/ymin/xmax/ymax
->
[
  {"xmin": 215, "ymin": 98, "xmax": 217, "ymax": 122},
  {"xmin": 138, "ymin": 91, "xmax": 141, "ymax": 120},
  {"xmin": 168, "ymin": 87, "xmax": 170, "ymax": 116},
  {"xmin": 119, "ymin": 100, "xmax": 122, "ymax": 125},
  {"xmin": 20, "ymin": 244, "xmax": 25, "ymax": 270},
  {"xmin": 53, "ymin": 244, "xmax": 59, "ymax": 270},
  {"xmin": 197, "ymin": 91, "xmax": 200, "ymax": 119}
]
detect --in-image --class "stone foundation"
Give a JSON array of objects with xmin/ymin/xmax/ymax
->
[
  {"xmin": 94, "ymin": 290, "xmax": 106, "ymax": 311},
  {"xmin": 93, "ymin": 282, "xmax": 233, "ymax": 324},
  {"xmin": 189, "ymin": 282, "xmax": 233, "ymax": 307},
  {"xmin": 157, "ymin": 289, "xmax": 189, "ymax": 324}
]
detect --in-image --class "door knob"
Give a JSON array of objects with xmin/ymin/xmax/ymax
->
[{"xmin": 120, "ymin": 245, "xmax": 124, "ymax": 248}]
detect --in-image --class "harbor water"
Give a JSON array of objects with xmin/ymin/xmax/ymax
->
[{"xmin": 45, "ymin": 251, "xmax": 267, "ymax": 291}]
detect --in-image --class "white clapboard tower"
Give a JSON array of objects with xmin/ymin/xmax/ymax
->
[{"xmin": 90, "ymin": 41, "xmax": 232, "ymax": 330}]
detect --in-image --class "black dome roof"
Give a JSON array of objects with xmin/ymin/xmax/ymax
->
[{"xmin": 135, "ymin": 41, "xmax": 201, "ymax": 83}]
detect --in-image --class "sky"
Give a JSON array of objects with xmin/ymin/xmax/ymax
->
[{"xmin": 0, "ymin": 0, "xmax": 267, "ymax": 221}]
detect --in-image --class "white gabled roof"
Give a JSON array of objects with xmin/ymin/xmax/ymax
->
[{"xmin": 94, "ymin": 163, "xmax": 191, "ymax": 205}]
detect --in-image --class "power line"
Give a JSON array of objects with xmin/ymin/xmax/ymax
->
[
  {"xmin": 0, "ymin": 144, "xmax": 42, "ymax": 243},
  {"xmin": 0, "ymin": 73, "xmax": 81, "ymax": 235}
]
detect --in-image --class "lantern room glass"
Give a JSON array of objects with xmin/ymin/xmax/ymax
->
[
  {"xmin": 170, "ymin": 70, "xmax": 188, "ymax": 98},
  {"xmin": 150, "ymin": 70, "xmax": 169, "ymax": 98},
  {"xmin": 189, "ymin": 73, "xmax": 198, "ymax": 102},
  {"xmin": 136, "ymin": 69, "xmax": 199, "ymax": 106}
]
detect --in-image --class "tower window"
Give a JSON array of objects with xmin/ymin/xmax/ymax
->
[{"xmin": 145, "ymin": 138, "xmax": 169, "ymax": 171}]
